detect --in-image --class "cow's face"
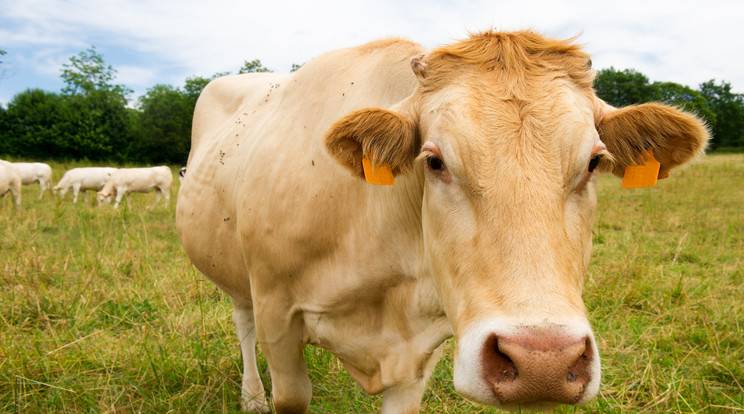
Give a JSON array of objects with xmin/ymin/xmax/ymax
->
[
  {"xmin": 96, "ymin": 191, "xmax": 113, "ymax": 206},
  {"xmin": 325, "ymin": 31, "xmax": 708, "ymax": 410},
  {"xmin": 415, "ymin": 79, "xmax": 603, "ymax": 409}
]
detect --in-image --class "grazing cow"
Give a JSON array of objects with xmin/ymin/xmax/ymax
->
[
  {"xmin": 97, "ymin": 166, "xmax": 172, "ymax": 209},
  {"xmin": 176, "ymin": 31, "xmax": 709, "ymax": 413},
  {"xmin": 0, "ymin": 161, "xmax": 22, "ymax": 210},
  {"xmin": 9, "ymin": 162, "xmax": 52, "ymax": 199},
  {"xmin": 54, "ymin": 167, "xmax": 118, "ymax": 203}
]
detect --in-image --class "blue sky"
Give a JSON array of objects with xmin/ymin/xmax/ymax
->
[{"xmin": 1, "ymin": 0, "xmax": 743, "ymax": 106}]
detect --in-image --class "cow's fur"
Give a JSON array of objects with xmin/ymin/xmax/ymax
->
[
  {"xmin": 177, "ymin": 31, "xmax": 709, "ymax": 413},
  {"xmin": 54, "ymin": 167, "xmax": 117, "ymax": 203},
  {"xmin": 0, "ymin": 161, "xmax": 22, "ymax": 210},
  {"xmin": 97, "ymin": 166, "xmax": 172, "ymax": 209},
  {"xmin": 9, "ymin": 162, "xmax": 52, "ymax": 200}
]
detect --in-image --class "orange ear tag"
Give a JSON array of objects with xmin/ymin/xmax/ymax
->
[
  {"xmin": 622, "ymin": 148, "xmax": 660, "ymax": 189},
  {"xmin": 362, "ymin": 156, "xmax": 395, "ymax": 185}
]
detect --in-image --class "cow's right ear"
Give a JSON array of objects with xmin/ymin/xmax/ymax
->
[{"xmin": 324, "ymin": 103, "xmax": 419, "ymax": 178}]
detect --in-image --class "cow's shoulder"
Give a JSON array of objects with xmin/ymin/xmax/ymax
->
[{"xmin": 192, "ymin": 73, "xmax": 286, "ymax": 144}]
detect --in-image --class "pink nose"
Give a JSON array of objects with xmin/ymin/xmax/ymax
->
[{"xmin": 481, "ymin": 330, "xmax": 593, "ymax": 405}]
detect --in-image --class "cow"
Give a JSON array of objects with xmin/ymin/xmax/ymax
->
[
  {"xmin": 8, "ymin": 162, "xmax": 52, "ymax": 200},
  {"xmin": 0, "ymin": 160, "xmax": 22, "ymax": 210},
  {"xmin": 178, "ymin": 167, "xmax": 186, "ymax": 182},
  {"xmin": 54, "ymin": 167, "xmax": 118, "ymax": 203},
  {"xmin": 176, "ymin": 31, "xmax": 709, "ymax": 413},
  {"xmin": 97, "ymin": 166, "xmax": 172, "ymax": 209}
]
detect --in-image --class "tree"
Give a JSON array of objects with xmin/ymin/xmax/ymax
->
[
  {"xmin": 238, "ymin": 59, "xmax": 272, "ymax": 74},
  {"xmin": 653, "ymin": 81, "xmax": 716, "ymax": 128},
  {"xmin": 291, "ymin": 63, "xmax": 303, "ymax": 72},
  {"xmin": 0, "ymin": 104, "xmax": 7, "ymax": 154},
  {"xmin": 183, "ymin": 75, "xmax": 212, "ymax": 102},
  {"xmin": 134, "ymin": 84, "xmax": 193, "ymax": 163},
  {"xmin": 60, "ymin": 90, "xmax": 134, "ymax": 160},
  {"xmin": 60, "ymin": 46, "xmax": 131, "ymax": 97},
  {"xmin": 594, "ymin": 67, "xmax": 661, "ymax": 107},
  {"xmin": 699, "ymin": 80, "xmax": 744, "ymax": 149},
  {"xmin": 2, "ymin": 89, "xmax": 67, "ymax": 158},
  {"xmin": 0, "ymin": 49, "xmax": 7, "ymax": 81},
  {"xmin": 54, "ymin": 46, "xmax": 135, "ymax": 160}
]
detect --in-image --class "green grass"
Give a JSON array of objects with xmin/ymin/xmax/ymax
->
[{"xmin": 1, "ymin": 156, "xmax": 742, "ymax": 413}]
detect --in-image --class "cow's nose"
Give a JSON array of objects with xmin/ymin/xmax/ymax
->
[{"xmin": 481, "ymin": 331, "xmax": 593, "ymax": 405}]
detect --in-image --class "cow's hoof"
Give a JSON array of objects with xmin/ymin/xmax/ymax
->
[{"xmin": 241, "ymin": 398, "xmax": 270, "ymax": 413}]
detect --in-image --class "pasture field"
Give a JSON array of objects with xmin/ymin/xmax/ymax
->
[{"xmin": 1, "ymin": 156, "xmax": 742, "ymax": 413}]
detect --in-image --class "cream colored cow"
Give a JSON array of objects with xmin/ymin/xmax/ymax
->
[
  {"xmin": 0, "ymin": 161, "xmax": 22, "ymax": 210},
  {"xmin": 177, "ymin": 31, "xmax": 709, "ymax": 413},
  {"xmin": 10, "ymin": 162, "xmax": 52, "ymax": 199},
  {"xmin": 97, "ymin": 166, "xmax": 172, "ymax": 209},
  {"xmin": 54, "ymin": 167, "xmax": 118, "ymax": 203}
]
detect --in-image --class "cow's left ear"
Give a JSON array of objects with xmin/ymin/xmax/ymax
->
[
  {"xmin": 324, "ymin": 100, "xmax": 419, "ymax": 178},
  {"xmin": 595, "ymin": 100, "xmax": 711, "ymax": 178}
]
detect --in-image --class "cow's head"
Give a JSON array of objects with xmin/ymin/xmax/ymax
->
[
  {"xmin": 96, "ymin": 190, "xmax": 113, "ymax": 206},
  {"xmin": 325, "ymin": 31, "xmax": 709, "ymax": 410}
]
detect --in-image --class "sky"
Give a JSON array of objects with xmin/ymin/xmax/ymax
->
[{"xmin": 1, "ymin": 0, "xmax": 743, "ymax": 106}]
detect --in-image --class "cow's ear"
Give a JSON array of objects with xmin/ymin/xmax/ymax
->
[
  {"xmin": 595, "ymin": 101, "xmax": 710, "ymax": 178},
  {"xmin": 324, "ymin": 103, "xmax": 419, "ymax": 178}
]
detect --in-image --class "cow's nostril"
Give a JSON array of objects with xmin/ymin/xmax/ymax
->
[
  {"xmin": 483, "ymin": 334, "xmax": 518, "ymax": 383},
  {"xmin": 566, "ymin": 337, "xmax": 592, "ymax": 384}
]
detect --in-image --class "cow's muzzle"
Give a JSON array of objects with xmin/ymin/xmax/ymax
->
[
  {"xmin": 454, "ymin": 320, "xmax": 600, "ymax": 410},
  {"xmin": 482, "ymin": 330, "xmax": 593, "ymax": 405}
]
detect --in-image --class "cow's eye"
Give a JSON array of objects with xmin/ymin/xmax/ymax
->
[
  {"xmin": 426, "ymin": 155, "xmax": 444, "ymax": 171},
  {"xmin": 588, "ymin": 154, "xmax": 602, "ymax": 173}
]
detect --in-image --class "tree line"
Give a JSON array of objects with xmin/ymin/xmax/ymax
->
[
  {"xmin": 1, "ymin": 47, "xmax": 742, "ymax": 165},
  {"xmin": 0, "ymin": 48, "xmax": 279, "ymax": 165}
]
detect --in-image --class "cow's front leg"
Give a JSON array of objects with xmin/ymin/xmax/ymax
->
[
  {"xmin": 381, "ymin": 382, "xmax": 426, "ymax": 414},
  {"xmin": 72, "ymin": 184, "xmax": 81, "ymax": 203},
  {"xmin": 233, "ymin": 305, "xmax": 270, "ymax": 413},
  {"xmin": 149, "ymin": 190, "xmax": 163, "ymax": 209},
  {"xmin": 113, "ymin": 188, "xmax": 125, "ymax": 209},
  {"xmin": 161, "ymin": 187, "xmax": 170, "ymax": 207},
  {"xmin": 380, "ymin": 342, "xmax": 445, "ymax": 414},
  {"xmin": 38, "ymin": 180, "xmax": 47, "ymax": 199},
  {"xmin": 254, "ymin": 301, "xmax": 312, "ymax": 414}
]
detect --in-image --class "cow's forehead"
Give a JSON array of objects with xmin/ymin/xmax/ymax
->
[
  {"xmin": 420, "ymin": 31, "xmax": 595, "ymax": 93},
  {"xmin": 417, "ymin": 78, "xmax": 598, "ymax": 190},
  {"xmin": 414, "ymin": 31, "xmax": 597, "ymax": 163}
]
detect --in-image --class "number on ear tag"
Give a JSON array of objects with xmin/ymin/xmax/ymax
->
[
  {"xmin": 622, "ymin": 148, "xmax": 661, "ymax": 188},
  {"xmin": 362, "ymin": 156, "xmax": 395, "ymax": 185}
]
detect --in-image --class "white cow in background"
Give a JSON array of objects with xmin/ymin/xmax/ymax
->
[
  {"xmin": 54, "ymin": 167, "xmax": 118, "ymax": 203},
  {"xmin": 97, "ymin": 166, "xmax": 172, "ymax": 209},
  {"xmin": 11, "ymin": 162, "xmax": 52, "ymax": 199},
  {"xmin": 0, "ymin": 161, "xmax": 22, "ymax": 210}
]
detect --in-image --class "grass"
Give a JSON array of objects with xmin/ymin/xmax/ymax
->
[{"xmin": 1, "ymin": 155, "xmax": 742, "ymax": 413}]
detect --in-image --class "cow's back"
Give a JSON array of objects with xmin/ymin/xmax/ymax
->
[
  {"xmin": 80, "ymin": 168, "xmax": 117, "ymax": 189},
  {"xmin": 14, "ymin": 162, "xmax": 51, "ymax": 184},
  {"xmin": 177, "ymin": 38, "xmax": 425, "ymax": 303}
]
